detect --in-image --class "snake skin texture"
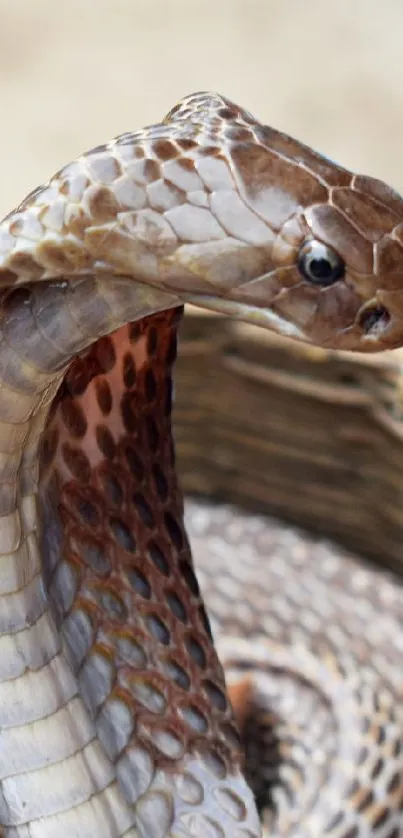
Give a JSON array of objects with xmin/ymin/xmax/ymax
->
[{"xmin": 0, "ymin": 92, "xmax": 403, "ymax": 837}]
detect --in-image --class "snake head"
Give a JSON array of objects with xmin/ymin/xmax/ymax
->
[
  {"xmin": 1, "ymin": 91, "xmax": 403, "ymax": 356},
  {"xmin": 169, "ymin": 94, "xmax": 403, "ymax": 354},
  {"xmin": 253, "ymin": 171, "xmax": 403, "ymax": 354}
]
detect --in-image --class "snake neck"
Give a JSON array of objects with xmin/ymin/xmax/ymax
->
[
  {"xmin": 40, "ymin": 306, "xmax": 239, "ymax": 760},
  {"xmin": 0, "ymin": 278, "xmax": 260, "ymax": 837}
]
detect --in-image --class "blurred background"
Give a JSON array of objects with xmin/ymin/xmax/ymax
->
[{"xmin": 1, "ymin": 0, "xmax": 403, "ymax": 215}]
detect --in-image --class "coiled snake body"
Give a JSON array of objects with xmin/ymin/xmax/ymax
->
[{"xmin": 0, "ymin": 92, "xmax": 402, "ymax": 838}]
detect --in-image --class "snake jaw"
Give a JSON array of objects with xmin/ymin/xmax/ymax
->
[{"xmin": 181, "ymin": 293, "xmax": 309, "ymax": 342}]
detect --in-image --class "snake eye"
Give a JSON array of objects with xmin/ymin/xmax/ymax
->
[{"xmin": 297, "ymin": 240, "xmax": 345, "ymax": 286}]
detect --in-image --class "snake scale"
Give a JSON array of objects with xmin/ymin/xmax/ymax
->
[{"xmin": 0, "ymin": 91, "xmax": 402, "ymax": 838}]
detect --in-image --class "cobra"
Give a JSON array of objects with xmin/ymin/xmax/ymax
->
[{"xmin": 0, "ymin": 92, "xmax": 402, "ymax": 838}]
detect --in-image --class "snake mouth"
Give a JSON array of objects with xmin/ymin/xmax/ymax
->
[
  {"xmin": 182, "ymin": 294, "xmax": 308, "ymax": 342},
  {"xmin": 183, "ymin": 292, "xmax": 400, "ymax": 355}
]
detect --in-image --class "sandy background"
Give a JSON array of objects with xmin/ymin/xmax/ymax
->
[{"xmin": 0, "ymin": 0, "xmax": 403, "ymax": 216}]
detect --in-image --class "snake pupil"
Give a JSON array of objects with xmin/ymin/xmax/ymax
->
[{"xmin": 309, "ymin": 258, "xmax": 334, "ymax": 280}]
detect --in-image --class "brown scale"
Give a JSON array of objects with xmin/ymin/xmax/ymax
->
[{"xmin": 39, "ymin": 307, "xmax": 241, "ymax": 775}]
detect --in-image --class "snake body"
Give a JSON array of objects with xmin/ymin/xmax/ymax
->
[{"xmin": 0, "ymin": 92, "xmax": 403, "ymax": 837}]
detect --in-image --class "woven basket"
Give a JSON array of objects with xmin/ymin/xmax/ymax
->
[{"xmin": 175, "ymin": 308, "xmax": 403, "ymax": 575}]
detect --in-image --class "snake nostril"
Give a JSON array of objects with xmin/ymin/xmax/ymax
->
[{"xmin": 358, "ymin": 304, "xmax": 390, "ymax": 335}]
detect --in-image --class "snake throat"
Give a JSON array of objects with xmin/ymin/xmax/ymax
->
[{"xmin": 41, "ymin": 306, "xmax": 245, "ymax": 783}]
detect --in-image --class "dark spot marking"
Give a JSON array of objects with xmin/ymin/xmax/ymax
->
[
  {"xmin": 185, "ymin": 634, "xmax": 206, "ymax": 669},
  {"xmin": 324, "ymin": 813, "xmax": 343, "ymax": 832},
  {"xmin": 375, "ymin": 725, "xmax": 386, "ymax": 745},
  {"xmin": 152, "ymin": 139, "xmax": 178, "ymax": 160},
  {"xmin": 164, "ymin": 376, "xmax": 173, "ymax": 417},
  {"xmin": 145, "ymin": 368, "xmax": 157, "ymax": 402},
  {"xmin": 133, "ymin": 492, "xmax": 155, "ymax": 529},
  {"xmin": 164, "ymin": 512, "xmax": 183, "ymax": 551},
  {"xmin": 124, "ymin": 444, "xmax": 144, "ymax": 481},
  {"xmin": 166, "ymin": 591, "xmax": 187, "ymax": 623},
  {"xmin": 74, "ymin": 534, "xmax": 110, "ymax": 576},
  {"xmin": 199, "ymin": 145, "xmax": 220, "ymax": 157},
  {"xmin": 176, "ymin": 139, "xmax": 197, "ymax": 151},
  {"xmin": 372, "ymin": 808, "xmax": 390, "ymax": 830},
  {"xmin": 180, "ymin": 704, "xmax": 208, "ymax": 733},
  {"xmin": 95, "ymin": 336, "xmax": 116, "ymax": 373},
  {"xmin": 166, "ymin": 332, "xmax": 177, "ymax": 365},
  {"xmin": 218, "ymin": 106, "xmax": 237, "ymax": 120},
  {"xmin": 79, "ymin": 499, "xmax": 100, "ymax": 528},
  {"xmin": 147, "ymin": 326, "xmax": 158, "ymax": 356},
  {"xmin": 147, "ymin": 614, "xmax": 170, "ymax": 645},
  {"xmin": 110, "ymin": 517, "xmax": 136, "ymax": 553},
  {"xmin": 371, "ymin": 757, "xmax": 383, "ymax": 779},
  {"xmin": 146, "ymin": 417, "xmax": 159, "ymax": 452},
  {"xmin": 121, "ymin": 392, "xmax": 137, "ymax": 433},
  {"xmin": 144, "ymin": 159, "xmax": 161, "ymax": 182},
  {"xmin": 203, "ymin": 680, "xmax": 227, "ymax": 711},
  {"xmin": 198, "ymin": 605, "xmax": 213, "ymax": 640},
  {"xmin": 61, "ymin": 398, "xmax": 87, "ymax": 438},
  {"xmin": 152, "ymin": 463, "xmax": 168, "ymax": 502},
  {"xmin": 87, "ymin": 186, "xmax": 119, "ymax": 222},
  {"xmin": 387, "ymin": 771, "xmax": 401, "ymax": 793},
  {"xmin": 65, "ymin": 358, "xmax": 92, "ymax": 396},
  {"xmin": 178, "ymin": 158, "xmax": 195, "ymax": 172},
  {"xmin": 123, "ymin": 352, "xmax": 136, "ymax": 388},
  {"xmin": 99, "ymin": 589, "xmax": 127, "ymax": 621},
  {"xmin": 95, "ymin": 378, "xmax": 112, "ymax": 415},
  {"xmin": 357, "ymin": 789, "xmax": 373, "ymax": 811},
  {"xmin": 133, "ymin": 146, "xmax": 145, "ymax": 158},
  {"xmin": 129, "ymin": 322, "xmax": 141, "ymax": 342},
  {"xmin": 220, "ymin": 721, "xmax": 241, "ymax": 750},
  {"xmin": 62, "ymin": 443, "xmax": 91, "ymax": 482},
  {"xmin": 114, "ymin": 633, "xmax": 147, "ymax": 667},
  {"xmin": 148, "ymin": 540, "xmax": 170, "ymax": 576},
  {"xmin": 130, "ymin": 676, "xmax": 166, "ymax": 713},
  {"xmin": 225, "ymin": 126, "xmax": 253, "ymax": 142},
  {"xmin": 126, "ymin": 567, "xmax": 151, "ymax": 599},
  {"xmin": 180, "ymin": 560, "xmax": 199, "ymax": 596},
  {"xmin": 163, "ymin": 658, "xmax": 190, "ymax": 690},
  {"xmin": 96, "ymin": 425, "xmax": 116, "ymax": 459},
  {"xmin": 100, "ymin": 471, "xmax": 123, "ymax": 507},
  {"xmin": 68, "ymin": 489, "xmax": 101, "ymax": 528}
]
